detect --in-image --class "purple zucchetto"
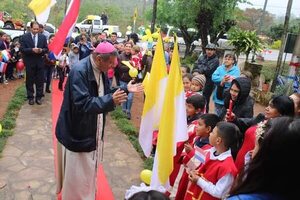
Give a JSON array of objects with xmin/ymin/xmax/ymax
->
[{"xmin": 94, "ymin": 41, "xmax": 116, "ymax": 54}]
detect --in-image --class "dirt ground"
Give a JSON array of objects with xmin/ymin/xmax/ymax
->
[
  {"xmin": 130, "ymin": 92, "xmax": 144, "ymax": 130},
  {"xmin": 0, "ymin": 79, "xmax": 24, "ymax": 120}
]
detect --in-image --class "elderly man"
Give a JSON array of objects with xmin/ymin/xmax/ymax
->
[
  {"xmin": 192, "ymin": 43, "xmax": 219, "ymax": 112},
  {"xmin": 55, "ymin": 41, "xmax": 143, "ymax": 199}
]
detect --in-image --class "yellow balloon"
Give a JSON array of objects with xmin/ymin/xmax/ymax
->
[
  {"xmin": 152, "ymin": 32, "xmax": 159, "ymax": 39},
  {"xmin": 163, "ymin": 37, "xmax": 170, "ymax": 43},
  {"xmin": 145, "ymin": 29, "xmax": 151, "ymax": 36},
  {"xmin": 140, "ymin": 169, "xmax": 152, "ymax": 185},
  {"xmin": 129, "ymin": 67, "xmax": 138, "ymax": 78},
  {"xmin": 141, "ymin": 35, "xmax": 148, "ymax": 41},
  {"xmin": 0, "ymin": 123, "xmax": 2, "ymax": 134},
  {"xmin": 147, "ymin": 37, "xmax": 153, "ymax": 43}
]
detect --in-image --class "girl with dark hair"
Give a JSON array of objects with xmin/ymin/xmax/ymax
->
[
  {"xmin": 184, "ymin": 122, "xmax": 240, "ymax": 200},
  {"xmin": 226, "ymin": 95, "xmax": 295, "ymax": 174},
  {"xmin": 183, "ymin": 73, "xmax": 193, "ymax": 99},
  {"xmin": 227, "ymin": 117, "xmax": 300, "ymax": 200},
  {"xmin": 219, "ymin": 77, "xmax": 254, "ymax": 120}
]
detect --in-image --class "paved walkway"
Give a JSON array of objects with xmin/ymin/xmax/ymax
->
[{"xmin": 0, "ymin": 92, "xmax": 143, "ymax": 200}]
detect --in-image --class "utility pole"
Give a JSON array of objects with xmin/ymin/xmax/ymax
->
[
  {"xmin": 270, "ymin": 0, "xmax": 293, "ymax": 92},
  {"xmin": 258, "ymin": 0, "xmax": 268, "ymax": 34},
  {"xmin": 151, "ymin": 0, "xmax": 157, "ymax": 33},
  {"xmin": 64, "ymin": 0, "xmax": 68, "ymax": 15}
]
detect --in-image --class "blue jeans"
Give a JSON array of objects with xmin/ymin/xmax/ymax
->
[{"xmin": 119, "ymin": 81, "xmax": 134, "ymax": 114}]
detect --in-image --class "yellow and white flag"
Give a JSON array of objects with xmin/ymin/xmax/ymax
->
[
  {"xmin": 151, "ymin": 37, "xmax": 188, "ymax": 186},
  {"xmin": 28, "ymin": 0, "xmax": 56, "ymax": 24},
  {"xmin": 139, "ymin": 33, "xmax": 168, "ymax": 157}
]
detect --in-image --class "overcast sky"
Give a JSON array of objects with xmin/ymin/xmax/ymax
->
[{"xmin": 238, "ymin": 0, "xmax": 300, "ymax": 17}]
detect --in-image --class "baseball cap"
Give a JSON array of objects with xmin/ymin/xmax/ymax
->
[{"xmin": 205, "ymin": 43, "xmax": 217, "ymax": 50}]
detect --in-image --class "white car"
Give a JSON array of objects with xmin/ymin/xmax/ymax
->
[
  {"xmin": 44, "ymin": 23, "xmax": 56, "ymax": 34},
  {"xmin": 102, "ymin": 25, "xmax": 122, "ymax": 38},
  {"xmin": 75, "ymin": 15, "xmax": 103, "ymax": 34},
  {"xmin": 217, "ymin": 34, "xmax": 233, "ymax": 49}
]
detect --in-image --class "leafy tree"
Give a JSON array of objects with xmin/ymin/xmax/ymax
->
[
  {"xmin": 153, "ymin": 0, "xmax": 200, "ymax": 57},
  {"xmin": 194, "ymin": 0, "xmax": 246, "ymax": 52},
  {"xmin": 267, "ymin": 18, "xmax": 300, "ymax": 40},
  {"xmin": 268, "ymin": 24, "xmax": 284, "ymax": 40},
  {"xmin": 1, "ymin": 0, "xmax": 152, "ymax": 35},
  {"xmin": 235, "ymin": 8, "xmax": 274, "ymax": 33},
  {"xmin": 0, "ymin": 0, "xmax": 32, "ymax": 26},
  {"xmin": 229, "ymin": 28, "xmax": 264, "ymax": 63},
  {"xmin": 152, "ymin": 0, "xmax": 245, "ymax": 57}
]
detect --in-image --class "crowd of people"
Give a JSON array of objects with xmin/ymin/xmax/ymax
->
[
  {"xmin": 156, "ymin": 44, "xmax": 300, "ymax": 199},
  {"xmin": 1, "ymin": 20, "xmax": 300, "ymax": 200}
]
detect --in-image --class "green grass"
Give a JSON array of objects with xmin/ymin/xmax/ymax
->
[
  {"xmin": 0, "ymin": 85, "xmax": 26, "ymax": 154},
  {"xmin": 110, "ymin": 106, "xmax": 154, "ymax": 170}
]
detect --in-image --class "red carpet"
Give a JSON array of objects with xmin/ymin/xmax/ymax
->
[{"xmin": 51, "ymin": 79, "xmax": 114, "ymax": 200}]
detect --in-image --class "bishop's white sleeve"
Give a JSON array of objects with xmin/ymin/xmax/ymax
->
[{"xmin": 196, "ymin": 173, "xmax": 235, "ymax": 199}]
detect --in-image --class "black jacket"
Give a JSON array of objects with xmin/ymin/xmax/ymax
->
[
  {"xmin": 219, "ymin": 77, "xmax": 254, "ymax": 120},
  {"xmin": 116, "ymin": 52, "xmax": 132, "ymax": 83},
  {"xmin": 192, "ymin": 54, "xmax": 219, "ymax": 86},
  {"xmin": 55, "ymin": 57, "xmax": 126, "ymax": 152}
]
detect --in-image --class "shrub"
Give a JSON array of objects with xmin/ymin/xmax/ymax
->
[
  {"xmin": 1, "ymin": 117, "xmax": 16, "ymax": 130},
  {"xmin": 0, "ymin": 129, "xmax": 13, "ymax": 137},
  {"xmin": 144, "ymin": 157, "xmax": 154, "ymax": 170},
  {"xmin": 271, "ymin": 40, "xmax": 281, "ymax": 49},
  {"xmin": 229, "ymin": 29, "xmax": 264, "ymax": 63},
  {"xmin": 116, "ymin": 119, "xmax": 137, "ymax": 135},
  {"xmin": 111, "ymin": 107, "xmax": 127, "ymax": 120},
  {"xmin": 182, "ymin": 53, "xmax": 198, "ymax": 65},
  {"xmin": 111, "ymin": 107, "xmax": 154, "ymax": 169}
]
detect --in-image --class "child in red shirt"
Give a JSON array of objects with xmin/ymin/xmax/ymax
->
[
  {"xmin": 174, "ymin": 114, "xmax": 220, "ymax": 200},
  {"xmin": 185, "ymin": 122, "xmax": 240, "ymax": 200}
]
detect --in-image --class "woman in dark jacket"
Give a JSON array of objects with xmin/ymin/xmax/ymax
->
[{"xmin": 219, "ymin": 77, "xmax": 254, "ymax": 120}]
